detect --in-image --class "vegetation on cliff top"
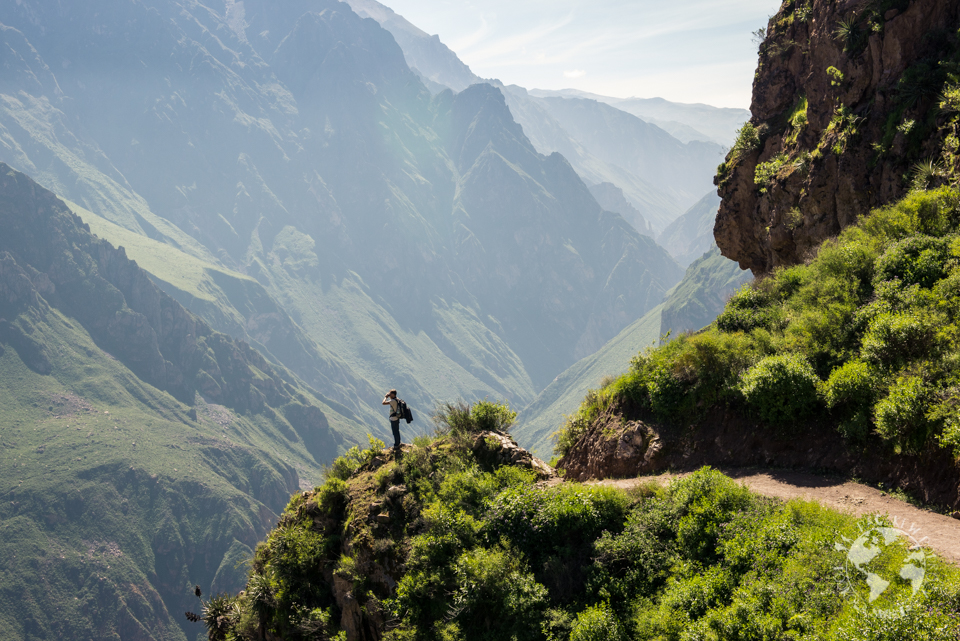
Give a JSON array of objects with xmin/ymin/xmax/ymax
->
[
  {"xmin": 557, "ymin": 186, "xmax": 960, "ymax": 463},
  {"xmin": 200, "ymin": 402, "xmax": 960, "ymax": 641}
]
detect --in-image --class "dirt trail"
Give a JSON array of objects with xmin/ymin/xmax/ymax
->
[{"xmin": 589, "ymin": 469, "xmax": 960, "ymax": 564}]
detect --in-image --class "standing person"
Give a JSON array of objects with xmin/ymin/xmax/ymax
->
[{"xmin": 382, "ymin": 389, "xmax": 401, "ymax": 449}]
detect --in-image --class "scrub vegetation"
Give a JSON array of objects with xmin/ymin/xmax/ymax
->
[
  {"xmin": 201, "ymin": 405, "xmax": 960, "ymax": 640},
  {"xmin": 557, "ymin": 187, "xmax": 960, "ymax": 459}
]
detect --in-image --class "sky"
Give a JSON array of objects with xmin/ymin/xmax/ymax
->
[{"xmin": 380, "ymin": 0, "xmax": 781, "ymax": 108}]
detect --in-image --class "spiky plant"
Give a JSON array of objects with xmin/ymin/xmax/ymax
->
[
  {"xmin": 202, "ymin": 595, "xmax": 240, "ymax": 641},
  {"xmin": 833, "ymin": 17, "xmax": 861, "ymax": 52},
  {"xmin": 940, "ymin": 84, "xmax": 960, "ymax": 114},
  {"xmin": 910, "ymin": 159, "xmax": 946, "ymax": 191},
  {"xmin": 246, "ymin": 571, "xmax": 276, "ymax": 639}
]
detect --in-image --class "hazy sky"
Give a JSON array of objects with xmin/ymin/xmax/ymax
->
[{"xmin": 381, "ymin": 0, "xmax": 780, "ymax": 108}]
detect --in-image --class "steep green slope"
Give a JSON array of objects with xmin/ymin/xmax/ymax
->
[
  {"xmin": 557, "ymin": 188, "xmax": 960, "ymax": 507},
  {"xmin": 203, "ymin": 432, "xmax": 960, "ymax": 641},
  {"xmin": 70, "ymin": 200, "xmax": 382, "ymax": 428},
  {"xmin": 515, "ymin": 241, "xmax": 748, "ymax": 456},
  {"xmin": 659, "ymin": 246, "xmax": 751, "ymax": 336},
  {"xmin": 0, "ymin": 164, "xmax": 363, "ymax": 639}
]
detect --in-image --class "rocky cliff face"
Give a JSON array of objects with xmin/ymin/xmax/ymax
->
[{"xmin": 716, "ymin": 0, "xmax": 960, "ymax": 273}]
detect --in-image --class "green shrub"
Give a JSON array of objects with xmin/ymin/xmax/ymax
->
[
  {"xmin": 450, "ymin": 546, "xmax": 549, "ymax": 641},
  {"xmin": 730, "ymin": 122, "xmax": 761, "ymax": 162},
  {"xmin": 875, "ymin": 235, "xmax": 951, "ymax": 288},
  {"xmin": 874, "ymin": 375, "xmax": 936, "ymax": 450},
  {"xmin": 315, "ymin": 477, "xmax": 349, "ymax": 515},
  {"xmin": 669, "ymin": 468, "xmax": 757, "ymax": 562},
  {"xmin": 716, "ymin": 285, "xmax": 780, "ymax": 332},
  {"xmin": 739, "ymin": 354, "xmax": 821, "ymax": 423},
  {"xmin": 470, "ymin": 399, "xmax": 517, "ymax": 433},
  {"xmin": 862, "ymin": 187, "xmax": 960, "ymax": 240},
  {"xmin": 434, "ymin": 399, "xmax": 518, "ymax": 436},
  {"xmin": 755, "ymin": 153, "xmax": 789, "ymax": 193},
  {"xmin": 325, "ymin": 446, "xmax": 364, "ymax": 480},
  {"xmin": 647, "ymin": 364, "xmax": 691, "ymax": 418},
  {"xmin": 433, "ymin": 401, "xmax": 474, "ymax": 435},
  {"xmin": 861, "ymin": 311, "xmax": 936, "ymax": 368},
  {"xmin": 485, "ymin": 484, "xmax": 629, "ymax": 561},
  {"xmin": 591, "ymin": 500, "xmax": 677, "ymax": 600},
  {"xmin": 824, "ymin": 360, "xmax": 880, "ymax": 440},
  {"xmin": 436, "ymin": 465, "xmax": 533, "ymax": 515},
  {"xmin": 833, "ymin": 604, "xmax": 959, "ymax": 640},
  {"xmin": 569, "ymin": 602, "xmax": 625, "ymax": 641}
]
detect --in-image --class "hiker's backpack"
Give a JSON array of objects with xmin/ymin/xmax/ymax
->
[{"xmin": 397, "ymin": 398, "xmax": 414, "ymax": 424}]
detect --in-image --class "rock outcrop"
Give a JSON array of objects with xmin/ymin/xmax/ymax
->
[{"xmin": 716, "ymin": 0, "xmax": 960, "ymax": 273}]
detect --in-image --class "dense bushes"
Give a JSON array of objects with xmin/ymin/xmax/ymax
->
[
  {"xmin": 739, "ymin": 354, "xmax": 821, "ymax": 423},
  {"xmin": 556, "ymin": 187, "xmax": 960, "ymax": 456},
  {"xmin": 210, "ymin": 455, "xmax": 960, "ymax": 641}
]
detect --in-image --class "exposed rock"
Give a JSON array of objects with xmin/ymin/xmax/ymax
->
[
  {"xmin": 559, "ymin": 404, "xmax": 960, "ymax": 509},
  {"xmin": 716, "ymin": 0, "xmax": 960, "ymax": 273},
  {"xmin": 471, "ymin": 431, "xmax": 555, "ymax": 479}
]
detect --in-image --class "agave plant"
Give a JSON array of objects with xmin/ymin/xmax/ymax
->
[
  {"xmin": 910, "ymin": 159, "xmax": 946, "ymax": 191},
  {"xmin": 202, "ymin": 595, "xmax": 241, "ymax": 641},
  {"xmin": 833, "ymin": 17, "xmax": 861, "ymax": 52}
]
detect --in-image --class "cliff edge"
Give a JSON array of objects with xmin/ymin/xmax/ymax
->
[{"xmin": 716, "ymin": 0, "xmax": 960, "ymax": 272}]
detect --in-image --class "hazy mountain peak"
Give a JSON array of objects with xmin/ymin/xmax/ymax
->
[{"xmin": 342, "ymin": 0, "xmax": 481, "ymax": 91}]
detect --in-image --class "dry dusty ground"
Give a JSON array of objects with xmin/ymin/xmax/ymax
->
[{"xmin": 588, "ymin": 468, "xmax": 960, "ymax": 564}]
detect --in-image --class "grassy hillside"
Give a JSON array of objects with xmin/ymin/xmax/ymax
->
[
  {"xmin": 556, "ymin": 187, "xmax": 960, "ymax": 486},
  {"xmin": 71, "ymin": 200, "xmax": 384, "ymax": 429},
  {"xmin": 0, "ymin": 164, "xmax": 367, "ymax": 639},
  {"xmin": 202, "ymin": 421, "xmax": 960, "ymax": 641},
  {"xmin": 0, "ymin": 297, "xmax": 322, "ymax": 639},
  {"xmin": 659, "ymin": 246, "xmax": 751, "ymax": 336}
]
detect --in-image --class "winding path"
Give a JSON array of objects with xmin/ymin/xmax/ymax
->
[{"xmin": 588, "ymin": 468, "xmax": 960, "ymax": 564}]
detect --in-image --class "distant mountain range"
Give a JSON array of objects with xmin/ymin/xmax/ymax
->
[
  {"xmin": 528, "ymin": 90, "xmax": 751, "ymax": 147},
  {"xmin": 344, "ymin": 0, "xmax": 739, "ymax": 233}
]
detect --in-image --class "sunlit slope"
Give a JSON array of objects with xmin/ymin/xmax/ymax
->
[
  {"xmin": 70, "ymin": 200, "xmax": 383, "ymax": 428},
  {"xmin": 515, "ymin": 245, "xmax": 748, "ymax": 456},
  {"xmin": 0, "ymin": 163, "xmax": 364, "ymax": 639}
]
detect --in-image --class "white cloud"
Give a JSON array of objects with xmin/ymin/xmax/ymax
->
[{"xmin": 563, "ymin": 69, "xmax": 586, "ymax": 79}]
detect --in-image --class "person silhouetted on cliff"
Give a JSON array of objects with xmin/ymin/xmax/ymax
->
[{"xmin": 382, "ymin": 389, "xmax": 402, "ymax": 449}]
